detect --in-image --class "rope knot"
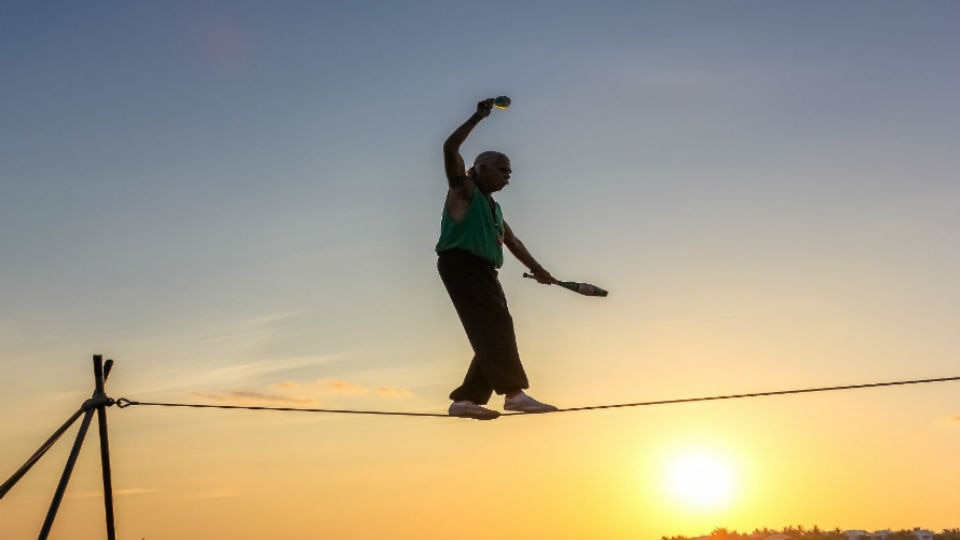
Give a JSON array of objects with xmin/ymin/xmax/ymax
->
[{"xmin": 81, "ymin": 395, "xmax": 115, "ymax": 412}]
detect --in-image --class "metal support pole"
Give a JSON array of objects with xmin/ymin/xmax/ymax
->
[
  {"xmin": 94, "ymin": 356, "xmax": 117, "ymax": 540},
  {"xmin": 0, "ymin": 409, "xmax": 84, "ymax": 500},
  {"xmin": 38, "ymin": 408, "xmax": 95, "ymax": 540},
  {"xmin": 1, "ymin": 355, "xmax": 120, "ymax": 540}
]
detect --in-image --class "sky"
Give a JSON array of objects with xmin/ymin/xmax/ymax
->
[{"xmin": 1, "ymin": 1, "xmax": 959, "ymax": 539}]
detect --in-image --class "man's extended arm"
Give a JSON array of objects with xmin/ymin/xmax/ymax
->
[
  {"xmin": 443, "ymin": 99, "xmax": 494, "ymax": 188},
  {"xmin": 504, "ymin": 222, "xmax": 557, "ymax": 284}
]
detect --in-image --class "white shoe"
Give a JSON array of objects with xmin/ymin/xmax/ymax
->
[
  {"xmin": 504, "ymin": 392, "xmax": 558, "ymax": 413},
  {"xmin": 448, "ymin": 401, "xmax": 501, "ymax": 420}
]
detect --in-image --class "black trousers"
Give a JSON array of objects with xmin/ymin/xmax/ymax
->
[{"xmin": 438, "ymin": 249, "xmax": 529, "ymax": 405}]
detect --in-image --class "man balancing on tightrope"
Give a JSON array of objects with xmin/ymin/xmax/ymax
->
[{"xmin": 436, "ymin": 97, "xmax": 560, "ymax": 420}]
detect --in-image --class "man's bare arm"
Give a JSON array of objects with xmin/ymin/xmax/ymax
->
[
  {"xmin": 443, "ymin": 99, "xmax": 494, "ymax": 189},
  {"xmin": 504, "ymin": 222, "xmax": 557, "ymax": 284}
]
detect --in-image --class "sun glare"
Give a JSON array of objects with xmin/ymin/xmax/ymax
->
[{"xmin": 664, "ymin": 450, "xmax": 736, "ymax": 510}]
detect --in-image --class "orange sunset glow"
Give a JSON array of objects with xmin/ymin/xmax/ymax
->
[{"xmin": 2, "ymin": 2, "xmax": 959, "ymax": 540}]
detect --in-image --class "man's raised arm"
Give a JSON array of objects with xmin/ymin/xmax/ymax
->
[{"xmin": 443, "ymin": 99, "xmax": 494, "ymax": 188}]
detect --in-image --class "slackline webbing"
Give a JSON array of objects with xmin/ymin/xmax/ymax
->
[{"xmin": 115, "ymin": 375, "xmax": 960, "ymax": 418}]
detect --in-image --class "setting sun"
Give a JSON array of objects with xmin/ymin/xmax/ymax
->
[{"xmin": 664, "ymin": 450, "xmax": 737, "ymax": 510}]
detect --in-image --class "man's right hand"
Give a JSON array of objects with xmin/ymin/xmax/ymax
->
[{"xmin": 475, "ymin": 98, "xmax": 494, "ymax": 119}]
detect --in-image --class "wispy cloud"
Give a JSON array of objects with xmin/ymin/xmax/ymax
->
[
  {"xmin": 271, "ymin": 378, "xmax": 414, "ymax": 399},
  {"xmin": 374, "ymin": 386, "xmax": 414, "ymax": 399},
  {"xmin": 133, "ymin": 353, "xmax": 344, "ymax": 396},
  {"xmin": 189, "ymin": 378, "xmax": 415, "ymax": 408},
  {"xmin": 189, "ymin": 309, "xmax": 308, "ymax": 347},
  {"xmin": 274, "ymin": 378, "xmax": 366, "ymax": 396},
  {"xmin": 191, "ymin": 390, "xmax": 317, "ymax": 406},
  {"xmin": 185, "ymin": 488, "xmax": 238, "ymax": 500},
  {"xmin": 69, "ymin": 488, "xmax": 157, "ymax": 499}
]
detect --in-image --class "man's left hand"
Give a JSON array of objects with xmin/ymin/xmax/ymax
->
[{"xmin": 531, "ymin": 268, "xmax": 558, "ymax": 285}]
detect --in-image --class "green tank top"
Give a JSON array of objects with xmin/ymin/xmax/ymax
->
[{"xmin": 435, "ymin": 191, "xmax": 505, "ymax": 268}]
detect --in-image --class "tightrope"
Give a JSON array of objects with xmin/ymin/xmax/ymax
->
[
  {"xmin": 115, "ymin": 375, "xmax": 960, "ymax": 418},
  {"xmin": 116, "ymin": 399, "xmax": 450, "ymax": 417}
]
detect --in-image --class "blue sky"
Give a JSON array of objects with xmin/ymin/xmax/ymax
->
[
  {"xmin": 1, "ymin": 2, "xmax": 959, "ymax": 538},
  {"xmin": 2, "ymin": 0, "xmax": 958, "ymax": 415}
]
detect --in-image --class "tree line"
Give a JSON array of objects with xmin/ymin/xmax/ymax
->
[{"xmin": 661, "ymin": 527, "xmax": 960, "ymax": 540}]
